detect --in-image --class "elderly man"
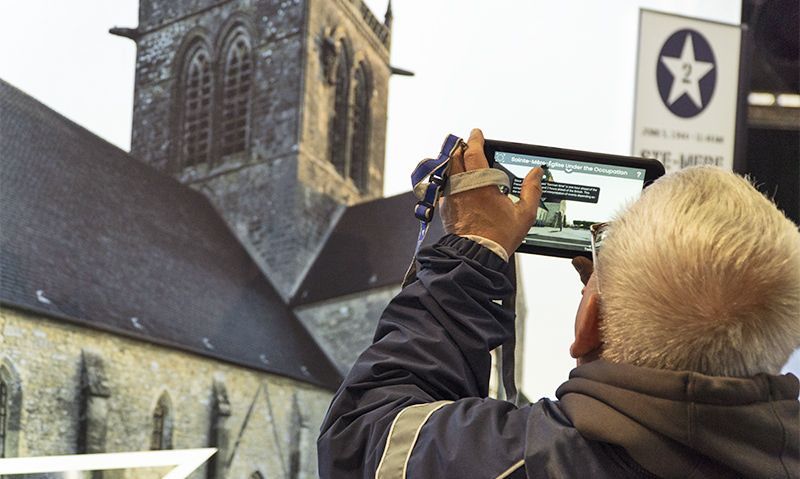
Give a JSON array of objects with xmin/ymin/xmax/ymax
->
[{"xmin": 317, "ymin": 129, "xmax": 800, "ymax": 478}]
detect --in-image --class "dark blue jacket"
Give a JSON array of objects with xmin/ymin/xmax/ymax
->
[{"xmin": 318, "ymin": 235, "xmax": 799, "ymax": 478}]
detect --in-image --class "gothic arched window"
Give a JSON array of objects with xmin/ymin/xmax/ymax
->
[
  {"xmin": 181, "ymin": 42, "xmax": 213, "ymax": 169},
  {"xmin": 220, "ymin": 30, "xmax": 253, "ymax": 156},
  {"xmin": 0, "ymin": 378, "xmax": 7, "ymax": 458},
  {"xmin": 349, "ymin": 62, "xmax": 371, "ymax": 191},
  {"xmin": 0, "ymin": 362, "xmax": 21, "ymax": 458},
  {"xmin": 151, "ymin": 392, "xmax": 173, "ymax": 450},
  {"xmin": 329, "ymin": 44, "xmax": 351, "ymax": 175}
]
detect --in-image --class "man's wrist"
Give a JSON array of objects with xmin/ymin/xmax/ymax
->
[{"xmin": 459, "ymin": 235, "xmax": 509, "ymax": 262}]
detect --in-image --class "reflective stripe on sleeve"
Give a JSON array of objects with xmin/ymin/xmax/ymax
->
[
  {"xmin": 495, "ymin": 459, "xmax": 525, "ymax": 479},
  {"xmin": 375, "ymin": 401, "xmax": 453, "ymax": 479}
]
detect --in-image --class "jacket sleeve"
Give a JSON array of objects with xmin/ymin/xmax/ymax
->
[{"xmin": 317, "ymin": 234, "xmax": 531, "ymax": 479}]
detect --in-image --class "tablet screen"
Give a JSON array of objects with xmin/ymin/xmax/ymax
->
[{"xmin": 492, "ymin": 150, "xmax": 647, "ymax": 253}]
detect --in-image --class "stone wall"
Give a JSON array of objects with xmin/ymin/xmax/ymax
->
[{"xmin": 0, "ymin": 306, "xmax": 332, "ymax": 478}]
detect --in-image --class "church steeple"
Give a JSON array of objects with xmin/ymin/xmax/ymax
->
[{"xmin": 122, "ymin": 0, "xmax": 392, "ymax": 300}]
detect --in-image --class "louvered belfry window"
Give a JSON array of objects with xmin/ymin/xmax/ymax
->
[
  {"xmin": 329, "ymin": 47, "xmax": 350, "ymax": 175},
  {"xmin": 221, "ymin": 33, "xmax": 252, "ymax": 156},
  {"xmin": 182, "ymin": 45, "xmax": 213, "ymax": 168},
  {"xmin": 349, "ymin": 63, "xmax": 371, "ymax": 190}
]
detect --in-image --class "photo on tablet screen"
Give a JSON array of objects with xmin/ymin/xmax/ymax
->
[{"xmin": 492, "ymin": 150, "xmax": 647, "ymax": 253}]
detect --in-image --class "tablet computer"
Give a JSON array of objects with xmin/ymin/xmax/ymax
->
[{"xmin": 485, "ymin": 139, "xmax": 665, "ymax": 258}]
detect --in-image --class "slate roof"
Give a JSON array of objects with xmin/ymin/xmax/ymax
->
[
  {"xmin": 0, "ymin": 79, "xmax": 341, "ymax": 390},
  {"xmin": 292, "ymin": 192, "xmax": 445, "ymax": 305}
]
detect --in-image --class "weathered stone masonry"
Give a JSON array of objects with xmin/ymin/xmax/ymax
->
[{"xmin": 0, "ymin": 306, "xmax": 330, "ymax": 478}]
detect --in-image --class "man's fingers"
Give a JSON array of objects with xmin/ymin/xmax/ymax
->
[
  {"xmin": 516, "ymin": 167, "xmax": 545, "ymax": 221},
  {"xmin": 571, "ymin": 256, "xmax": 594, "ymax": 286},
  {"xmin": 464, "ymin": 128, "xmax": 489, "ymax": 171},
  {"xmin": 449, "ymin": 140, "xmax": 466, "ymax": 175}
]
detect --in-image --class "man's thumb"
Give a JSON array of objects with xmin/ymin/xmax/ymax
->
[{"xmin": 517, "ymin": 166, "xmax": 545, "ymax": 220}]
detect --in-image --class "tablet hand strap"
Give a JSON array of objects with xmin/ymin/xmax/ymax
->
[{"xmin": 442, "ymin": 169, "xmax": 510, "ymax": 197}]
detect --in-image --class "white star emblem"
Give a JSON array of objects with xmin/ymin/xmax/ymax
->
[{"xmin": 660, "ymin": 33, "xmax": 714, "ymax": 109}]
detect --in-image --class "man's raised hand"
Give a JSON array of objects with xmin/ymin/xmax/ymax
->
[{"xmin": 441, "ymin": 128, "xmax": 544, "ymax": 257}]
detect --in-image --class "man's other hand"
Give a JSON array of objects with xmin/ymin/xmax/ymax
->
[
  {"xmin": 441, "ymin": 128, "xmax": 545, "ymax": 256},
  {"xmin": 571, "ymin": 257, "xmax": 594, "ymax": 286}
]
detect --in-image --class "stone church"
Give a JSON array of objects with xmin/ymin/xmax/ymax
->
[{"xmin": 0, "ymin": 0, "xmax": 525, "ymax": 477}]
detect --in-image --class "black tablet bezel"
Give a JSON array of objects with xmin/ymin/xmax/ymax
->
[{"xmin": 484, "ymin": 139, "xmax": 666, "ymax": 259}]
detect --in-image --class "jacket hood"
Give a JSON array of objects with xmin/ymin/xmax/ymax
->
[{"xmin": 556, "ymin": 360, "xmax": 799, "ymax": 479}]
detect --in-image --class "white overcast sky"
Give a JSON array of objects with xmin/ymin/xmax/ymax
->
[{"xmin": 3, "ymin": 0, "xmax": 796, "ymax": 400}]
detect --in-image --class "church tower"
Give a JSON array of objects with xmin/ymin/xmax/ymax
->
[{"xmin": 112, "ymin": 0, "xmax": 392, "ymax": 299}]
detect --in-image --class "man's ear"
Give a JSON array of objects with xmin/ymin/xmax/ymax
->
[{"xmin": 570, "ymin": 288, "xmax": 602, "ymax": 361}]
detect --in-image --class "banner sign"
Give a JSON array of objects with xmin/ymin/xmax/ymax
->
[{"xmin": 632, "ymin": 10, "xmax": 744, "ymax": 173}]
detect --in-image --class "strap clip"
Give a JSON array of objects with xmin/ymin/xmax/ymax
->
[
  {"xmin": 414, "ymin": 203, "xmax": 434, "ymax": 222},
  {"xmin": 430, "ymin": 173, "xmax": 446, "ymax": 187}
]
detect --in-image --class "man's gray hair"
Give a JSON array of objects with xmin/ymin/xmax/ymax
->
[{"xmin": 598, "ymin": 166, "xmax": 800, "ymax": 376}]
